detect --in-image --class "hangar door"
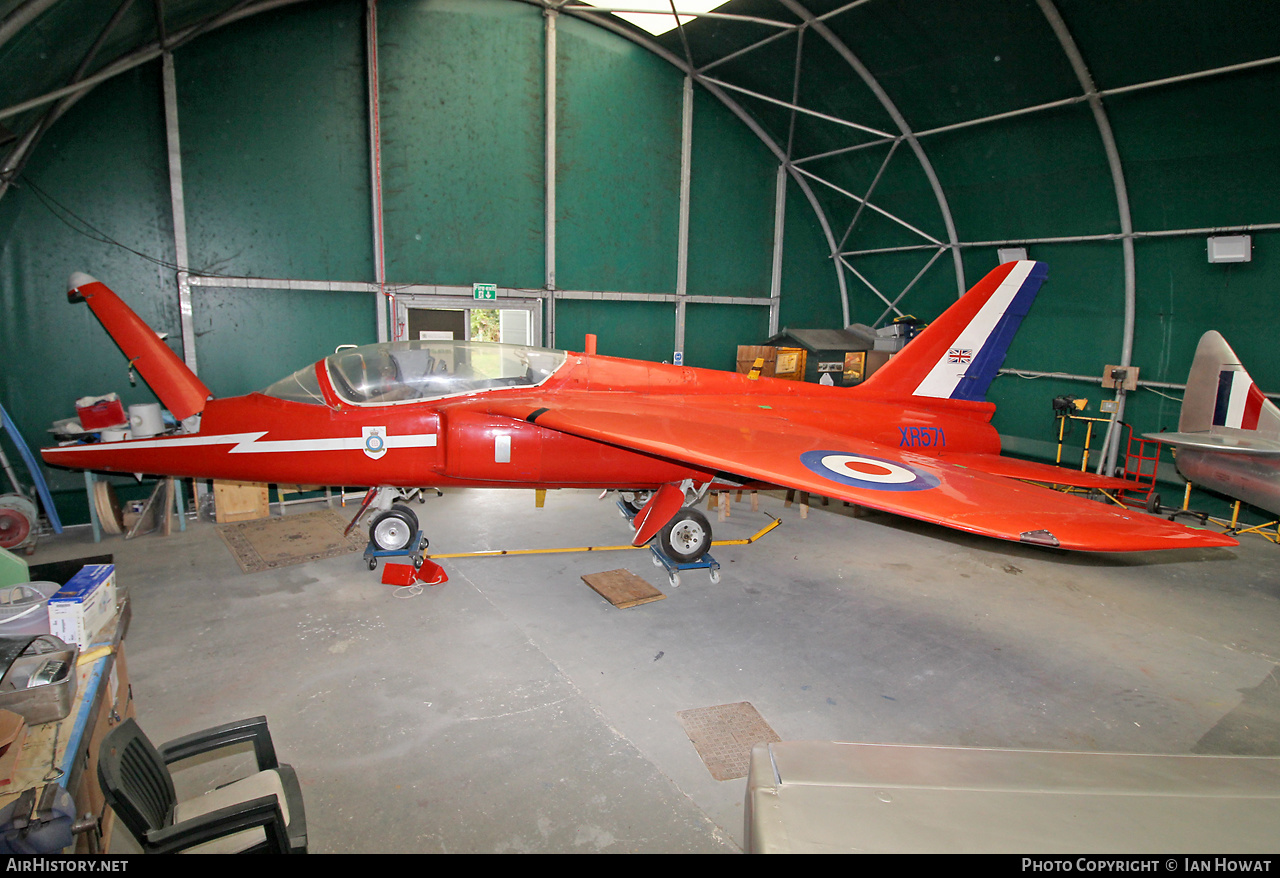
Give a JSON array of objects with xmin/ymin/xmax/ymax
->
[{"xmin": 395, "ymin": 295, "xmax": 542, "ymax": 347}]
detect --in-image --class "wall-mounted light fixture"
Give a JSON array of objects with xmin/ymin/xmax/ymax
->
[
  {"xmin": 998, "ymin": 247, "xmax": 1028, "ymax": 263},
  {"xmin": 1207, "ymin": 235, "xmax": 1251, "ymax": 263}
]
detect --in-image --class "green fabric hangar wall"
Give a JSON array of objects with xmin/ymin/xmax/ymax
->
[
  {"xmin": 0, "ymin": 0, "xmax": 838, "ymax": 525},
  {"xmin": 7, "ymin": 0, "xmax": 1275, "ymax": 531},
  {"xmin": 777, "ymin": 0, "xmax": 1280, "ymax": 523},
  {"xmin": 0, "ymin": 65, "xmax": 179, "ymax": 525}
]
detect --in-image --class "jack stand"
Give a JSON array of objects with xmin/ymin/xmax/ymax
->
[
  {"xmin": 363, "ymin": 531, "xmax": 428, "ymax": 571},
  {"xmin": 647, "ymin": 542, "xmax": 720, "ymax": 589}
]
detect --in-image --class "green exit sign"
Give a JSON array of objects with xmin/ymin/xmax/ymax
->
[{"xmin": 473, "ymin": 283, "xmax": 497, "ymax": 301}]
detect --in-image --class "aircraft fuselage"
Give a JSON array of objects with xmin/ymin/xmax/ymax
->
[{"xmin": 43, "ymin": 349, "xmax": 1003, "ymax": 492}]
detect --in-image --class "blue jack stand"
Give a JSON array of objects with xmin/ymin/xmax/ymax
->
[
  {"xmin": 648, "ymin": 543, "xmax": 720, "ymax": 588},
  {"xmin": 363, "ymin": 531, "xmax": 428, "ymax": 571}
]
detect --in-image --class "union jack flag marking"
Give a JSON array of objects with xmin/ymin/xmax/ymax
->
[{"xmin": 947, "ymin": 349, "xmax": 972, "ymax": 364}]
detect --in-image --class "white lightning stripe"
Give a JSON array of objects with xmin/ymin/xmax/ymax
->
[
  {"xmin": 913, "ymin": 260, "xmax": 1036, "ymax": 399},
  {"xmin": 230, "ymin": 434, "xmax": 438, "ymax": 453},
  {"xmin": 47, "ymin": 431, "xmax": 438, "ymax": 454}
]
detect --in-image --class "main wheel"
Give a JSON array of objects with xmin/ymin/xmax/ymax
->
[
  {"xmin": 659, "ymin": 509, "xmax": 711, "ymax": 563},
  {"xmin": 370, "ymin": 507, "xmax": 417, "ymax": 552}
]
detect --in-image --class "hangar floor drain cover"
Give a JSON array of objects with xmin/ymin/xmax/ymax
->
[{"xmin": 676, "ymin": 702, "xmax": 781, "ymax": 781}]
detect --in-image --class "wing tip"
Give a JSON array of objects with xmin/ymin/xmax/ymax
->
[{"xmin": 1054, "ymin": 528, "xmax": 1238, "ymax": 552}]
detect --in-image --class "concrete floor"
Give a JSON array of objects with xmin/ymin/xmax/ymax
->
[{"xmin": 29, "ymin": 487, "xmax": 1280, "ymax": 853}]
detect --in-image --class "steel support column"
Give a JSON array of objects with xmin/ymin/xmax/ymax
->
[
  {"xmin": 674, "ymin": 74, "xmax": 693, "ymax": 361},
  {"xmin": 768, "ymin": 163, "xmax": 786, "ymax": 337},
  {"xmin": 1036, "ymin": 0, "xmax": 1135, "ymax": 477},
  {"xmin": 161, "ymin": 52, "xmax": 197, "ymax": 375},
  {"xmin": 366, "ymin": 0, "xmax": 389, "ymax": 343}
]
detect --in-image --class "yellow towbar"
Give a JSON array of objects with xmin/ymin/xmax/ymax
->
[{"xmin": 427, "ymin": 515, "xmax": 780, "ymax": 560}]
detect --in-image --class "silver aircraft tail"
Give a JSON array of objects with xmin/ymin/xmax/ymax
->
[
  {"xmin": 1172, "ymin": 331, "xmax": 1280, "ymax": 443},
  {"xmin": 1146, "ymin": 331, "xmax": 1280, "ymax": 517}
]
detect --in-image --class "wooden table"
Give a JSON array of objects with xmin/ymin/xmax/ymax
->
[{"xmin": 0, "ymin": 599, "xmax": 134, "ymax": 853}]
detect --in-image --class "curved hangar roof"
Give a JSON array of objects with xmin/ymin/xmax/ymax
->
[{"xmin": 2, "ymin": 0, "xmax": 1278, "ymax": 328}]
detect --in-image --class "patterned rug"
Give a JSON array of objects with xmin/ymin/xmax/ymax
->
[{"xmin": 216, "ymin": 509, "xmax": 366, "ymax": 573}]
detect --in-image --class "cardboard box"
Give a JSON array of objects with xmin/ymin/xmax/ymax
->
[{"xmin": 47, "ymin": 564, "xmax": 117, "ymax": 649}]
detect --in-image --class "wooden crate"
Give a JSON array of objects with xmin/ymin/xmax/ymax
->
[
  {"xmin": 213, "ymin": 480, "xmax": 271, "ymax": 523},
  {"xmin": 736, "ymin": 345, "xmax": 777, "ymax": 378}
]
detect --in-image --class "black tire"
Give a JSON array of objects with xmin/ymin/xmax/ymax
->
[
  {"xmin": 659, "ymin": 509, "xmax": 712, "ymax": 563},
  {"xmin": 390, "ymin": 502, "xmax": 419, "ymax": 533},
  {"xmin": 370, "ymin": 507, "xmax": 417, "ymax": 552}
]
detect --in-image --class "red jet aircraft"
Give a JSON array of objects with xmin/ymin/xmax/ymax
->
[{"xmin": 41, "ymin": 262, "xmax": 1236, "ymax": 558}]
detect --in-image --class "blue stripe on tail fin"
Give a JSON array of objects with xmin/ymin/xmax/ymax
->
[{"xmin": 949, "ymin": 262, "xmax": 1046, "ymax": 401}]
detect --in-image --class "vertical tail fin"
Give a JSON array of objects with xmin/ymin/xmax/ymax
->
[
  {"xmin": 1179, "ymin": 330, "xmax": 1280, "ymax": 437},
  {"xmin": 859, "ymin": 260, "xmax": 1048, "ymax": 402},
  {"xmin": 68, "ymin": 273, "xmax": 212, "ymax": 421}
]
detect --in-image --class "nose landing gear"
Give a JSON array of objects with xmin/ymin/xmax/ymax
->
[{"xmin": 351, "ymin": 489, "xmax": 432, "ymax": 571}]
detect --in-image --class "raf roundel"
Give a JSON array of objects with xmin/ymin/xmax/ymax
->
[{"xmin": 800, "ymin": 450, "xmax": 940, "ymax": 492}]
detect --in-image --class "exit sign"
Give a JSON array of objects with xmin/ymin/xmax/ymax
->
[{"xmin": 473, "ymin": 283, "xmax": 497, "ymax": 301}]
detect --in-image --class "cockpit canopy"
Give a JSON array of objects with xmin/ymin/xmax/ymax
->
[{"xmin": 262, "ymin": 340, "xmax": 567, "ymax": 406}]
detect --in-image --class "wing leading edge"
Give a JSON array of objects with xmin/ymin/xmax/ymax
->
[{"xmin": 476, "ymin": 395, "xmax": 1235, "ymax": 553}]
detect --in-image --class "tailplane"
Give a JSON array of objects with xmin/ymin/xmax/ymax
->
[
  {"xmin": 859, "ymin": 260, "xmax": 1048, "ymax": 403},
  {"xmin": 68, "ymin": 273, "xmax": 212, "ymax": 421},
  {"xmin": 1179, "ymin": 330, "xmax": 1280, "ymax": 438}
]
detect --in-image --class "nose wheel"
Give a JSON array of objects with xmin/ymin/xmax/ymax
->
[
  {"xmin": 364, "ymin": 503, "xmax": 428, "ymax": 570},
  {"xmin": 371, "ymin": 504, "xmax": 419, "ymax": 551}
]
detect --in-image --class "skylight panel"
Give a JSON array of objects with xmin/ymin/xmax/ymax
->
[{"xmin": 574, "ymin": 2, "xmax": 732, "ymax": 37}]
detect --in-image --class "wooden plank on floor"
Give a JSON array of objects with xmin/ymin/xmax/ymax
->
[{"xmin": 581, "ymin": 569, "xmax": 665, "ymax": 609}]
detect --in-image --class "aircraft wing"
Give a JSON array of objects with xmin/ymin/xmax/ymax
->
[
  {"xmin": 473, "ymin": 394, "xmax": 1235, "ymax": 552},
  {"xmin": 1144, "ymin": 431, "xmax": 1280, "ymax": 456},
  {"xmin": 939, "ymin": 453, "xmax": 1136, "ymax": 491}
]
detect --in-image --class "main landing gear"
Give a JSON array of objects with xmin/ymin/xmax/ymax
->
[
  {"xmin": 617, "ymin": 494, "xmax": 720, "ymax": 588},
  {"xmin": 659, "ymin": 508, "xmax": 713, "ymax": 563}
]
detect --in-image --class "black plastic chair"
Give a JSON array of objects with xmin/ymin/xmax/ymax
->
[{"xmin": 97, "ymin": 716, "xmax": 307, "ymax": 854}]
